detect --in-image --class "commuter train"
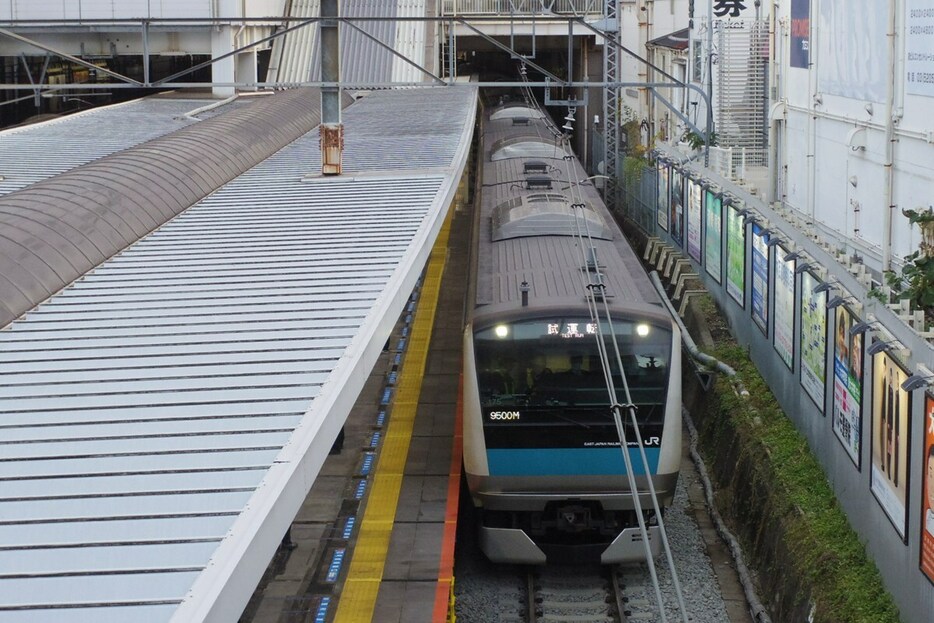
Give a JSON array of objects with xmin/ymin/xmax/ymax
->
[{"xmin": 462, "ymin": 92, "xmax": 682, "ymax": 565}]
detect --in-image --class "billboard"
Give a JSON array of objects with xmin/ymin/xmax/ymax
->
[
  {"xmin": 670, "ymin": 169, "xmax": 685, "ymax": 246},
  {"xmin": 773, "ymin": 244, "xmax": 795, "ymax": 369},
  {"xmin": 832, "ymin": 306, "xmax": 863, "ymax": 467},
  {"xmin": 871, "ymin": 354, "xmax": 911, "ymax": 539},
  {"xmin": 751, "ymin": 224, "xmax": 770, "ymax": 335},
  {"xmin": 686, "ymin": 178, "xmax": 703, "ymax": 262},
  {"xmin": 790, "ymin": 0, "xmax": 811, "ymax": 69},
  {"xmin": 800, "ymin": 270, "xmax": 826, "ymax": 411},
  {"xmin": 817, "ymin": 0, "xmax": 887, "ymax": 102},
  {"xmin": 657, "ymin": 162, "xmax": 670, "ymax": 231},
  {"xmin": 704, "ymin": 190, "xmax": 722, "ymax": 283},
  {"xmin": 907, "ymin": 0, "xmax": 934, "ymax": 97},
  {"xmin": 921, "ymin": 394, "xmax": 934, "ymax": 582},
  {"xmin": 726, "ymin": 204, "xmax": 745, "ymax": 306}
]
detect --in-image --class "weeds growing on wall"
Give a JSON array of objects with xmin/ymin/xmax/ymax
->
[{"xmin": 693, "ymin": 295, "xmax": 900, "ymax": 623}]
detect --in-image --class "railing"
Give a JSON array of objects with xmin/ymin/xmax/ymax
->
[{"xmin": 441, "ymin": 0, "xmax": 602, "ymax": 16}]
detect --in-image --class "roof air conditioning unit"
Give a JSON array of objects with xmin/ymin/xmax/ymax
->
[
  {"xmin": 523, "ymin": 161, "xmax": 548, "ymax": 175},
  {"xmin": 512, "ymin": 117, "xmax": 530, "ymax": 126},
  {"xmin": 526, "ymin": 176, "xmax": 553, "ymax": 190}
]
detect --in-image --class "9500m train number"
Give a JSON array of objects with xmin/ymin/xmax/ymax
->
[{"xmin": 488, "ymin": 411, "xmax": 521, "ymax": 420}]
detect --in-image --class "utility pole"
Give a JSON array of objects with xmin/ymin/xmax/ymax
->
[{"xmin": 603, "ymin": 0, "xmax": 620, "ymax": 210}]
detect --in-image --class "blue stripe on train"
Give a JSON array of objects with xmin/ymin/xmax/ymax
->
[{"xmin": 486, "ymin": 448, "xmax": 660, "ymax": 476}]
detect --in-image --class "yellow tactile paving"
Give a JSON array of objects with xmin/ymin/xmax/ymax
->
[{"xmin": 333, "ymin": 208, "xmax": 454, "ymax": 623}]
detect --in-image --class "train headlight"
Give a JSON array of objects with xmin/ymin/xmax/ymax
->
[
  {"xmin": 636, "ymin": 323, "xmax": 650, "ymax": 337},
  {"xmin": 494, "ymin": 324, "xmax": 509, "ymax": 338}
]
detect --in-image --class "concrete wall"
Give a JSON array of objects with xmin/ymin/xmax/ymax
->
[{"xmin": 649, "ymin": 150, "xmax": 934, "ymax": 621}]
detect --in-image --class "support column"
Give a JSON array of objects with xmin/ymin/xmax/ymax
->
[
  {"xmin": 211, "ymin": 0, "xmax": 240, "ymax": 98},
  {"xmin": 211, "ymin": 26, "xmax": 236, "ymax": 97},
  {"xmin": 320, "ymin": 0, "xmax": 343, "ymax": 175}
]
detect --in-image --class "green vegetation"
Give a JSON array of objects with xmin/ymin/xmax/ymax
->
[
  {"xmin": 692, "ymin": 296, "xmax": 900, "ymax": 623},
  {"xmin": 884, "ymin": 208, "xmax": 934, "ymax": 322},
  {"xmin": 682, "ymin": 129, "xmax": 718, "ymax": 151}
]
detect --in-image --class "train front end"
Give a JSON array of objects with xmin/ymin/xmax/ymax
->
[{"xmin": 463, "ymin": 307, "xmax": 682, "ymax": 565}]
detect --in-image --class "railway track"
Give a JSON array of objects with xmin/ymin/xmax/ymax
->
[{"xmin": 525, "ymin": 564, "xmax": 660, "ymax": 623}]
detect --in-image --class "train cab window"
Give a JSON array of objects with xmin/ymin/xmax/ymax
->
[{"xmin": 473, "ymin": 317, "xmax": 671, "ymax": 422}]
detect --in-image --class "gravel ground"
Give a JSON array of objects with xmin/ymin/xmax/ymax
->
[{"xmin": 454, "ymin": 475, "xmax": 734, "ymax": 623}]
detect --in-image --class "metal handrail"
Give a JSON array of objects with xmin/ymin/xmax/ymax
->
[{"xmin": 441, "ymin": 0, "xmax": 601, "ymax": 16}]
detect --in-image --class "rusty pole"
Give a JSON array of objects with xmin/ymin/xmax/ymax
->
[{"xmin": 320, "ymin": 0, "xmax": 342, "ymax": 175}]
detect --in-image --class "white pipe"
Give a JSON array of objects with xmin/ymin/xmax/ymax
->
[
  {"xmin": 180, "ymin": 93, "xmax": 238, "ymax": 121},
  {"xmin": 882, "ymin": 0, "xmax": 898, "ymax": 272},
  {"xmin": 767, "ymin": 1, "xmax": 781, "ymax": 203},
  {"xmin": 806, "ymin": 0, "xmax": 818, "ymax": 221}
]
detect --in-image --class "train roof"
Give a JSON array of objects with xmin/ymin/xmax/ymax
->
[{"xmin": 474, "ymin": 103, "xmax": 662, "ymax": 317}]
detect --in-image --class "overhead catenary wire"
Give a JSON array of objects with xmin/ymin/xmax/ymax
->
[{"xmin": 559, "ymin": 139, "xmax": 689, "ymax": 623}]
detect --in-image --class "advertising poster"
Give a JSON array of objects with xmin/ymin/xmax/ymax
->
[
  {"xmin": 921, "ymin": 394, "xmax": 934, "ymax": 582},
  {"xmin": 686, "ymin": 178, "xmax": 702, "ymax": 263},
  {"xmin": 773, "ymin": 244, "xmax": 795, "ymax": 369},
  {"xmin": 907, "ymin": 0, "xmax": 934, "ymax": 97},
  {"xmin": 832, "ymin": 306, "xmax": 863, "ymax": 466},
  {"xmin": 704, "ymin": 190, "xmax": 722, "ymax": 283},
  {"xmin": 800, "ymin": 270, "xmax": 826, "ymax": 411},
  {"xmin": 670, "ymin": 169, "xmax": 684, "ymax": 246},
  {"xmin": 726, "ymin": 204, "xmax": 745, "ymax": 306},
  {"xmin": 790, "ymin": 0, "xmax": 811, "ymax": 69},
  {"xmin": 657, "ymin": 162, "xmax": 669, "ymax": 231},
  {"xmin": 871, "ymin": 354, "xmax": 911, "ymax": 539},
  {"xmin": 818, "ymin": 0, "xmax": 887, "ymax": 103},
  {"xmin": 751, "ymin": 224, "xmax": 770, "ymax": 335}
]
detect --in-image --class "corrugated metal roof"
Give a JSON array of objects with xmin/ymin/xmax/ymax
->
[
  {"xmin": 0, "ymin": 85, "xmax": 478, "ymax": 622},
  {"xmin": 0, "ymin": 98, "xmax": 245, "ymax": 196},
  {"xmin": 0, "ymin": 89, "xmax": 332, "ymax": 331}
]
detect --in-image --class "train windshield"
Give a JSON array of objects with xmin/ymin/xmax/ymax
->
[{"xmin": 473, "ymin": 317, "xmax": 671, "ymax": 422}]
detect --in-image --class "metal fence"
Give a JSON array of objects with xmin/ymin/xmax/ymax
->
[{"xmin": 619, "ymin": 162, "xmax": 657, "ymax": 236}]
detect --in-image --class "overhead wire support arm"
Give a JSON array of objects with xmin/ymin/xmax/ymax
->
[{"xmin": 561, "ymin": 144, "xmax": 689, "ymax": 622}]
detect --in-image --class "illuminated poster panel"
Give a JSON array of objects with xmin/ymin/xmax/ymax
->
[
  {"xmin": 657, "ymin": 162, "xmax": 670, "ymax": 231},
  {"xmin": 751, "ymin": 224, "xmax": 770, "ymax": 335},
  {"xmin": 686, "ymin": 178, "xmax": 702, "ymax": 262},
  {"xmin": 773, "ymin": 245, "xmax": 795, "ymax": 369},
  {"xmin": 670, "ymin": 169, "xmax": 684, "ymax": 246},
  {"xmin": 921, "ymin": 395, "xmax": 934, "ymax": 582},
  {"xmin": 704, "ymin": 190, "xmax": 722, "ymax": 283},
  {"xmin": 725, "ymin": 204, "xmax": 745, "ymax": 306},
  {"xmin": 832, "ymin": 306, "xmax": 863, "ymax": 466},
  {"xmin": 871, "ymin": 354, "xmax": 911, "ymax": 539},
  {"xmin": 800, "ymin": 270, "xmax": 826, "ymax": 411}
]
